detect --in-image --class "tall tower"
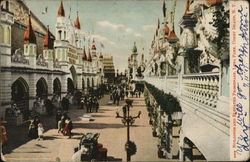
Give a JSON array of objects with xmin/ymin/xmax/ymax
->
[
  {"xmin": 131, "ymin": 42, "xmax": 138, "ymax": 79},
  {"xmin": 24, "ymin": 14, "xmax": 37, "ymax": 67},
  {"xmin": 54, "ymin": 1, "xmax": 68, "ymax": 63},
  {"xmin": 43, "ymin": 26, "xmax": 54, "ymax": 69},
  {"xmin": 91, "ymin": 39, "xmax": 97, "ymax": 73},
  {"xmin": 75, "ymin": 12, "xmax": 81, "ymax": 48}
]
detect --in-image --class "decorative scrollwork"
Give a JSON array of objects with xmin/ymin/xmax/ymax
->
[
  {"xmin": 36, "ymin": 54, "xmax": 48, "ymax": 67},
  {"xmin": 11, "ymin": 48, "xmax": 29, "ymax": 64}
]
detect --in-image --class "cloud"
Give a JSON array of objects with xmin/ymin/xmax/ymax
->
[
  {"xmin": 142, "ymin": 24, "xmax": 156, "ymax": 31},
  {"xmin": 91, "ymin": 34, "xmax": 116, "ymax": 45},
  {"xmin": 97, "ymin": 20, "xmax": 143, "ymax": 38}
]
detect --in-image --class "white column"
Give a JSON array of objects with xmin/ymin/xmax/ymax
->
[
  {"xmin": 47, "ymin": 74, "xmax": 53, "ymax": 99},
  {"xmin": 29, "ymin": 74, "xmax": 37, "ymax": 110},
  {"xmin": 0, "ymin": 72, "xmax": 12, "ymax": 119}
]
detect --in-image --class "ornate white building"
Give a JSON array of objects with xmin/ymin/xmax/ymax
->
[
  {"xmin": 0, "ymin": 0, "xmax": 104, "ymax": 121},
  {"xmin": 135, "ymin": 0, "xmax": 230, "ymax": 161}
]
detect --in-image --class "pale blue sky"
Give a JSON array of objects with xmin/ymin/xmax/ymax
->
[{"xmin": 25, "ymin": 0, "xmax": 186, "ymax": 71}]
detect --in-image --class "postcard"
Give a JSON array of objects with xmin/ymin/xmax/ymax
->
[{"xmin": 0, "ymin": 0, "xmax": 249, "ymax": 161}]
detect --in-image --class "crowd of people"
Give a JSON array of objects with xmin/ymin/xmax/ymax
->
[
  {"xmin": 80, "ymin": 95, "xmax": 99, "ymax": 113},
  {"xmin": 110, "ymin": 84, "xmax": 143, "ymax": 106}
]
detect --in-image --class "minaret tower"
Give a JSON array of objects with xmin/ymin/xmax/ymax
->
[
  {"xmin": 75, "ymin": 11, "xmax": 81, "ymax": 48},
  {"xmin": 131, "ymin": 42, "xmax": 138, "ymax": 79},
  {"xmin": 43, "ymin": 26, "xmax": 54, "ymax": 69},
  {"xmin": 24, "ymin": 14, "xmax": 37, "ymax": 67},
  {"xmin": 54, "ymin": 0, "xmax": 68, "ymax": 69},
  {"xmin": 179, "ymin": 0, "xmax": 197, "ymax": 48},
  {"xmin": 56, "ymin": 0, "xmax": 66, "ymax": 41}
]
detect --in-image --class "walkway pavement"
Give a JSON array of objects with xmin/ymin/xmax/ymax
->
[{"xmin": 4, "ymin": 95, "xmax": 170, "ymax": 161}]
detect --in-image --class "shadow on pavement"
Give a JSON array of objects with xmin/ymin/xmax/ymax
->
[
  {"xmin": 107, "ymin": 156, "xmax": 123, "ymax": 161},
  {"xmin": 73, "ymin": 122, "xmax": 125, "ymax": 129}
]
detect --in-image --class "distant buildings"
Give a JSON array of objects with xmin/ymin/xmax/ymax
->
[{"xmin": 102, "ymin": 56, "xmax": 115, "ymax": 83}]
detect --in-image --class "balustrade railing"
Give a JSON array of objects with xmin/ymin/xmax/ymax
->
[
  {"xmin": 166, "ymin": 75, "xmax": 178, "ymax": 94},
  {"xmin": 182, "ymin": 72, "xmax": 220, "ymax": 108},
  {"xmin": 145, "ymin": 72, "xmax": 220, "ymax": 109}
]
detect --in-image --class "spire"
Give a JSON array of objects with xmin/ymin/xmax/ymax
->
[
  {"xmin": 24, "ymin": 14, "xmax": 36, "ymax": 44},
  {"xmin": 168, "ymin": 28, "xmax": 178, "ymax": 40},
  {"xmin": 43, "ymin": 26, "xmax": 53, "ymax": 49},
  {"xmin": 132, "ymin": 42, "xmax": 137, "ymax": 53},
  {"xmin": 57, "ymin": 0, "xmax": 65, "ymax": 17},
  {"xmin": 206, "ymin": 0, "xmax": 223, "ymax": 6},
  {"xmin": 87, "ymin": 48, "xmax": 92, "ymax": 62},
  {"xmin": 141, "ymin": 53, "xmax": 144, "ymax": 62},
  {"xmin": 157, "ymin": 18, "xmax": 160, "ymax": 29},
  {"xmin": 82, "ymin": 46, "xmax": 87, "ymax": 61},
  {"xmin": 75, "ymin": 11, "xmax": 81, "ymax": 29},
  {"xmin": 183, "ymin": 0, "xmax": 190, "ymax": 17},
  {"xmin": 91, "ymin": 39, "xmax": 96, "ymax": 50},
  {"xmin": 163, "ymin": 0, "xmax": 166, "ymax": 17},
  {"xmin": 164, "ymin": 24, "xmax": 170, "ymax": 38}
]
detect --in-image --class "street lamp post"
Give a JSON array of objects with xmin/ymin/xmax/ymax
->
[{"xmin": 116, "ymin": 99, "xmax": 141, "ymax": 161}]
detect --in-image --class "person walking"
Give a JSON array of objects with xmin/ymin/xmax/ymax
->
[
  {"xmin": 63, "ymin": 118, "xmax": 73, "ymax": 138},
  {"xmin": 37, "ymin": 123, "xmax": 44, "ymax": 140},
  {"xmin": 55, "ymin": 111, "xmax": 62, "ymax": 128},
  {"xmin": 57, "ymin": 119, "xmax": 63, "ymax": 134}
]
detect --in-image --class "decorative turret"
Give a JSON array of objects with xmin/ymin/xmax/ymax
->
[
  {"xmin": 44, "ymin": 26, "xmax": 53, "ymax": 50},
  {"xmin": 24, "ymin": 13, "xmax": 37, "ymax": 67},
  {"xmin": 55, "ymin": 0, "xmax": 67, "ymax": 41},
  {"xmin": 82, "ymin": 46, "xmax": 87, "ymax": 61},
  {"xmin": 167, "ymin": 28, "xmax": 179, "ymax": 43},
  {"xmin": 132, "ymin": 42, "xmax": 138, "ymax": 54},
  {"xmin": 167, "ymin": 12, "xmax": 179, "ymax": 43},
  {"xmin": 91, "ymin": 39, "xmax": 97, "ymax": 50},
  {"xmin": 162, "ymin": 0, "xmax": 166, "ymax": 18},
  {"xmin": 75, "ymin": 12, "xmax": 81, "ymax": 30},
  {"xmin": 206, "ymin": 0, "xmax": 223, "ymax": 6},
  {"xmin": 164, "ymin": 24, "xmax": 170, "ymax": 38},
  {"xmin": 87, "ymin": 48, "xmax": 92, "ymax": 62},
  {"xmin": 141, "ymin": 53, "xmax": 144, "ymax": 63},
  {"xmin": 183, "ymin": 0, "xmax": 190, "ymax": 17},
  {"xmin": 24, "ymin": 14, "xmax": 36, "ymax": 44},
  {"xmin": 57, "ymin": 0, "xmax": 65, "ymax": 17}
]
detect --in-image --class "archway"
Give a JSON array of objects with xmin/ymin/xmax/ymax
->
[
  {"xmin": 36, "ymin": 77, "xmax": 48, "ymax": 98},
  {"xmin": 11, "ymin": 77, "xmax": 29, "ymax": 120},
  {"xmin": 53, "ymin": 78, "xmax": 61, "ymax": 95},
  {"xmin": 67, "ymin": 78, "xmax": 74, "ymax": 94},
  {"xmin": 70, "ymin": 65, "xmax": 77, "ymax": 89}
]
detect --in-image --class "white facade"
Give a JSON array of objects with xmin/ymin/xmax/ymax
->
[{"xmin": 0, "ymin": 0, "xmax": 104, "ymax": 120}]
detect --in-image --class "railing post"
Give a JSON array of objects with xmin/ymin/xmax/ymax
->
[{"xmin": 178, "ymin": 56, "xmax": 185, "ymax": 95}]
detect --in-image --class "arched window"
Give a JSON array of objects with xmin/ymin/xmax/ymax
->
[
  {"xmin": 64, "ymin": 31, "xmax": 66, "ymax": 40},
  {"xmin": 0, "ymin": 25, "xmax": 4, "ymax": 43},
  {"xmin": 58, "ymin": 30, "xmax": 62, "ymax": 40}
]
